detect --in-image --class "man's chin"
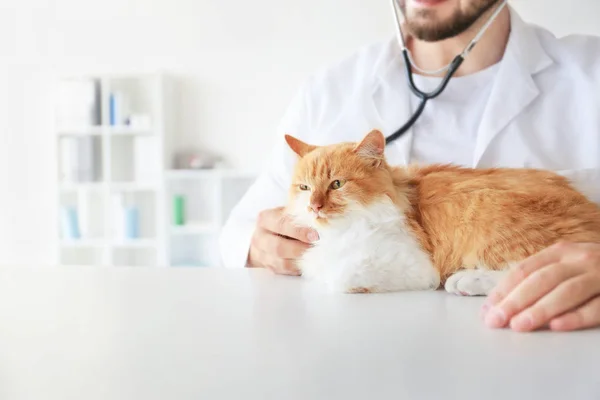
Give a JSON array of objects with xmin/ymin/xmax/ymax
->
[
  {"xmin": 404, "ymin": 0, "xmax": 504, "ymax": 42},
  {"xmin": 405, "ymin": 19, "xmax": 465, "ymax": 42}
]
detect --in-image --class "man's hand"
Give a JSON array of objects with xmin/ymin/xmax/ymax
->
[
  {"xmin": 247, "ymin": 207, "xmax": 319, "ymax": 276},
  {"xmin": 482, "ymin": 242, "xmax": 600, "ymax": 332}
]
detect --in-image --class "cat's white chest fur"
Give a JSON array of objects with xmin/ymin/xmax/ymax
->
[{"xmin": 295, "ymin": 200, "xmax": 440, "ymax": 293}]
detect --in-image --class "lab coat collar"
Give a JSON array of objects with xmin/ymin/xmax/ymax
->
[
  {"xmin": 368, "ymin": 6, "xmax": 554, "ymax": 166},
  {"xmin": 472, "ymin": 7, "xmax": 554, "ymax": 166}
]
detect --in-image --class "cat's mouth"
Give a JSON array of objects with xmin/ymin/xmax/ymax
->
[{"xmin": 311, "ymin": 210, "xmax": 332, "ymax": 222}]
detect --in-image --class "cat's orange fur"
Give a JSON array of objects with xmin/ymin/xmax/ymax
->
[{"xmin": 285, "ymin": 129, "xmax": 600, "ymax": 285}]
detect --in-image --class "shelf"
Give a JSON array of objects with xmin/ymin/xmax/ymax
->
[
  {"xmin": 61, "ymin": 239, "xmax": 106, "ymax": 248},
  {"xmin": 166, "ymin": 169, "xmax": 257, "ymax": 180},
  {"xmin": 112, "ymin": 239, "xmax": 156, "ymax": 248},
  {"xmin": 57, "ymin": 126, "xmax": 103, "ymax": 136},
  {"xmin": 59, "ymin": 182, "xmax": 105, "ymax": 192},
  {"xmin": 59, "ymin": 182, "xmax": 158, "ymax": 192},
  {"xmin": 110, "ymin": 182, "xmax": 158, "ymax": 192},
  {"xmin": 107, "ymin": 126, "xmax": 153, "ymax": 136},
  {"xmin": 60, "ymin": 246, "xmax": 106, "ymax": 266},
  {"xmin": 171, "ymin": 223, "xmax": 217, "ymax": 236},
  {"xmin": 57, "ymin": 126, "xmax": 152, "ymax": 136}
]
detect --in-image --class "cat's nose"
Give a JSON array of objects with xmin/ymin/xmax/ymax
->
[{"xmin": 310, "ymin": 202, "xmax": 323, "ymax": 213}]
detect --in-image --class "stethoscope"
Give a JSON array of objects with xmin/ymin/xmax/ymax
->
[{"xmin": 385, "ymin": 0, "xmax": 509, "ymax": 145}]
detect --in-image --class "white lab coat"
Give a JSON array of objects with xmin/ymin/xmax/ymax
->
[{"xmin": 219, "ymin": 7, "xmax": 600, "ymax": 269}]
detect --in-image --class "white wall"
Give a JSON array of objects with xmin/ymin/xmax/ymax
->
[{"xmin": 1, "ymin": 0, "xmax": 599, "ymax": 266}]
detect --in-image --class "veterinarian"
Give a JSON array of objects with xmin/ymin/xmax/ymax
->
[{"xmin": 219, "ymin": 0, "xmax": 600, "ymax": 332}]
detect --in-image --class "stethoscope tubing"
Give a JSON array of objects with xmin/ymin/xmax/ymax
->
[
  {"xmin": 385, "ymin": 0, "xmax": 508, "ymax": 145},
  {"xmin": 385, "ymin": 50, "xmax": 465, "ymax": 144}
]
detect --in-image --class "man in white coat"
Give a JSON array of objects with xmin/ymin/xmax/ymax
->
[{"xmin": 219, "ymin": 0, "xmax": 600, "ymax": 332}]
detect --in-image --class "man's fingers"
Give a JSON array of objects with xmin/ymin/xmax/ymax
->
[
  {"xmin": 486, "ymin": 242, "xmax": 568, "ymax": 307},
  {"xmin": 549, "ymin": 295, "xmax": 600, "ymax": 332},
  {"xmin": 254, "ymin": 228, "xmax": 310, "ymax": 259},
  {"xmin": 270, "ymin": 258, "xmax": 301, "ymax": 276},
  {"xmin": 484, "ymin": 262, "xmax": 580, "ymax": 328},
  {"xmin": 248, "ymin": 246, "xmax": 300, "ymax": 275},
  {"xmin": 257, "ymin": 209, "xmax": 319, "ymax": 243},
  {"xmin": 249, "ymin": 207, "xmax": 314, "ymax": 273},
  {"xmin": 251, "ymin": 227, "xmax": 307, "ymax": 275},
  {"xmin": 509, "ymin": 272, "xmax": 600, "ymax": 332},
  {"xmin": 262, "ymin": 252, "xmax": 300, "ymax": 276}
]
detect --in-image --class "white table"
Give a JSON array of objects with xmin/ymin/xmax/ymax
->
[{"xmin": 0, "ymin": 266, "xmax": 598, "ymax": 400}]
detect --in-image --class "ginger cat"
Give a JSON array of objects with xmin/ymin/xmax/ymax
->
[{"xmin": 283, "ymin": 129, "xmax": 600, "ymax": 295}]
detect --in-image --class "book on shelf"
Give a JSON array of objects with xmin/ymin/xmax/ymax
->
[
  {"xmin": 56, "ymin": 78, "xmax": 101, "ymax": 128},
  {"xmin": 59, "ymin": 136, "xmax": 102, "ymax": 183}
]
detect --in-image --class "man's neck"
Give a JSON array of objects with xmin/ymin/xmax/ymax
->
[{"xmin": 404, "ymin": 7, "xmax": 511, "ymax": 77}]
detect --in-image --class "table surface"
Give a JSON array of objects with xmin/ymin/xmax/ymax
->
[{"xmin": 0, "ymin": 266, "xmax": 598, "ymax": 400}]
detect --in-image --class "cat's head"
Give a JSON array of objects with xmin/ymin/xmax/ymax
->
[{"xmin": 284, "ymin": 129, "xmax": 402, "ymax": 228}]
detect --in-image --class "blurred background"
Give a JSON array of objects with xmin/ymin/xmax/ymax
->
[{"xmin": 1, "ymin": 0, "xmax": 599, "ymax": 268}]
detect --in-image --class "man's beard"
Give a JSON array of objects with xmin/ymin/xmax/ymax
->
[{"xmin": 400, "ymin": 0, "xmax": 503, "ymax": 42}]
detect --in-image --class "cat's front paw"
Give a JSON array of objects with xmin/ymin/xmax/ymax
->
[{"xmin": 444, "ymin": 269, "xmax": 506, "ymax": 296}]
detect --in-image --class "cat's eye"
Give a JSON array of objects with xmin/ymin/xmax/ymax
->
[
  {"xmin": 330, "ymin": 180, "xmax": 345, "ymax": 190},
  {"xmin": 299, "ymin": 184, "xmax": 310, "ymax": 191}
]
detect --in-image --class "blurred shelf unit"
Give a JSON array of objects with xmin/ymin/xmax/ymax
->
[
  {"xmin": 55, "ymin": 73, "xmax": 171, "ymax": 268},
  {"xmin": 54, "ymin": 73, "xmax": 257, "ymax": 268}
]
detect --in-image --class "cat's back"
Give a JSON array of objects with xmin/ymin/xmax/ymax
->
[
  {"xmin": 400, "ymin": 164, "xmax": 600, "ymax": 274},
  {"xmin": 405, "ymin": 164, "xmax": 600, "ymax": 220},
  {"xmin": 407, "ymin": 164, "xmax": 576, "ymax": 202}
]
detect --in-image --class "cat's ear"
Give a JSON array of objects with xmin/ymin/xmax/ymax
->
[
  {"xmin": 354, "ymin": 129, "xmax": 385, "ymax": 166},
  {"xmin": 284, "ymin": 134, "xmax": 317, "ymax": 157}
]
